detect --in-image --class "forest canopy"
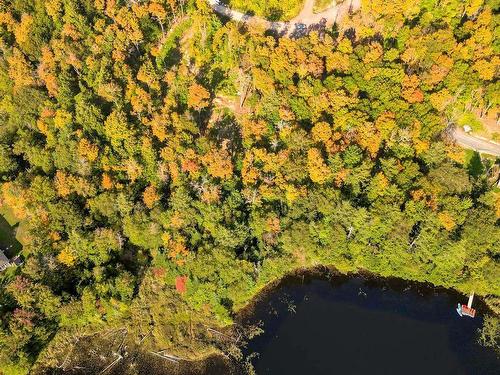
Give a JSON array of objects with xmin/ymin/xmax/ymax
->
[{"xmin": 0, "ymin": 0, "xmax": 498, "ymax": 373}]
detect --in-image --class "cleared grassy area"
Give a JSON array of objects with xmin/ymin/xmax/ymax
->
[
  {"xmin": 458, "ymin": 111, "xmax": 484, "ymax": 133},
  {"xmin": 225, "ymin": 0, "xmax": 305, "ymax": 21},
  {"xmin": 0, "ymin": 215, "xmax": 21, "ymax": 258},
  {"xmin": 314, "ymin": 0, "xmax": 335, "ymax": 13},
  {"xmin": 0, "ymin": 204, "xmax": 18, "ymax": 226},
  {"xmin": 0, "ymin": 204, "xmax": 25, "ymax": 257},
  {"xmin": 457, "ymin": 110, "xmax": 500, "ymax": 144},
  {"xmin": 156, "ymin": 18, "xmax": 192, "ymax": 69}
]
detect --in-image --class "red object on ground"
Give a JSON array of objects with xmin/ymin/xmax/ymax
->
[
  {"xmin": 461, "ymin": 305, "xmax": 476, "ymax": 318},
  {"xmin": 175, "ymin": 276, "xmax": 188, "ymax": 294}
]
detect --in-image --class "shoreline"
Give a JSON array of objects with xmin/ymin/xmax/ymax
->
[
  {"xmin": 36, "ymin": 265, "xmax": 499, "ymax": 374},
  {"xmin": 178, "ymin": 265, "xmax": 499, "ymax": 373},
  {"xmin": 234, "ymin": 265, "xmax": 499, "ymax": 321}
]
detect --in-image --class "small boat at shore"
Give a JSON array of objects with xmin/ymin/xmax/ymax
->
[{"xmin": 456, "ymin": 292, "xmax": 476, "ymax": 318}]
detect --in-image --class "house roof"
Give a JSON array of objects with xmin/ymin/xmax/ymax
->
[{"xmin": 0, "ymin": 250, "xmax": 9, "ymax": 266}]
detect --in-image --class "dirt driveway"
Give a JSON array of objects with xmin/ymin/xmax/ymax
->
[{"xmin": 206, "ymin": 0, "xmax": 361, "ymax": 35}]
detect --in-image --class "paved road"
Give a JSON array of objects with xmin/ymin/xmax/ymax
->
[
  {"xmin": 206, "ymin": 0, "xmax": 361, "ymax": 35},
  {"xmin": 453, "ymin": 129, "xmax": 500, "ymax": 157}
]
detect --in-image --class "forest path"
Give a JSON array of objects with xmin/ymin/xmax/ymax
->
[{"xmin": 206, "ymin": 0, "xmax": 361, "ymax": 36}]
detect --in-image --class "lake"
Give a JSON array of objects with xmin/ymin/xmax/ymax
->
[
  {"xmin": 46, "ymin": 272, "xmax": 499, "ymax": 375},
  {"xmin": 241, "ymin": 273, "xmax": 499, "ymax": 375}
]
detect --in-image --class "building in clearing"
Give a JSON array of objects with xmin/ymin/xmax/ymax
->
[
  {"xmin": 463, "ymin": 124, "xmax": 472, "ymax": 133},
  {"xmin": 0, "ymin": 250, "xmax": 20, "ymax": 271},
  {"xmin": 0, "ymin": 250, "xmax": 10, "ymax": 271}
]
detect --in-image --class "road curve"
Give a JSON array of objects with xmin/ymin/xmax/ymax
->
[
  {"xmin": 453, "ymin": 129, "xmax": 500, "ymax": 157},
  {"xmin": 206, "ymin": 0, "xmax": 361, "ymax": 36}
]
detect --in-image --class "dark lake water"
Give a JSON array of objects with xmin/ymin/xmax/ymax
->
[
  {"xmin": 242, "ymin": 274, "xmax": 499, "ymax": 375},
  {"xmin": 50, "ymin": 273, "xmax": 499, "ymax": 375}
]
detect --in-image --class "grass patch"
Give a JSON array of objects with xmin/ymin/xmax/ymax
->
[
  {"xmin": 155, "ymin": 18, "xmax": 192, "ymax": 69},
  {"xmin": 0, "ymin": 204, "xmax": 19, "ymax": 226},
  {"xmin": 0, "ymin": 204, "xmax": 25, "ymax": 254},
  {"xmin": 0, "ymin": 215, "xmax": 22, "ymax": 258},
  {"xmin": 457, "ymin": 111, "xmax": 484, "ymax": 133},
  {"xmin": 314, "ymin": 0, "xmax": 335, "ymax": 13},
  {"xmin": 225, "ymin": 0, "xmax": 305, "ymax": 21}
]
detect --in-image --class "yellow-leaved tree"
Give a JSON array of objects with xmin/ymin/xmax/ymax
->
[
  {"xmin": 307, "ymin": 148, "xmax": 331, "ymax": 184},
  {"xmin": 187, "ymin": 83, "xmax": 210, "ymax": 110}
]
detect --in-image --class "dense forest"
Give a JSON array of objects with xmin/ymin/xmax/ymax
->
[{"xmin": 0, "ymin": 0, "xmax": 499, "ymax": 373}]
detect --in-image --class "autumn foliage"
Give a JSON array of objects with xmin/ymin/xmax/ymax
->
[{"xmin": 0, "ymin": 0, "xmax": 498, "ymax": 372}]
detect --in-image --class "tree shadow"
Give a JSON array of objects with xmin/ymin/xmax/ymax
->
[
  {"xmin": 208, "ymin": 112, "xmax": 243, "ymax": 156},
  {"xmin": 267, "ymin": 8, "xmax": 283, "ymax": 22},
  {"xmin": 467, "ymin": 151, "xmax": 485, "ymax": 178},
  {"xmin": 162, "ymin": 47, "xmax": 182, "ymax": 69}
]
